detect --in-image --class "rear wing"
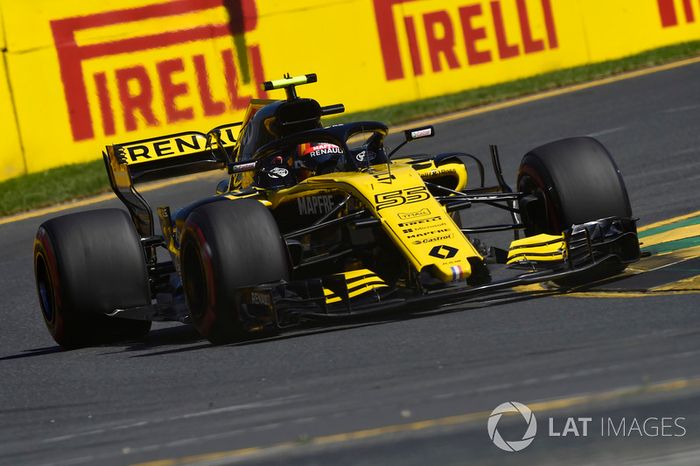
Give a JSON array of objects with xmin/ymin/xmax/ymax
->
[
  {"xmin": 102, "ymin": 122, "xmax": 239, "ymax": 238},
  {"xmin": 105, "ymin": 73, "xmax": 344, "ymax": 238},
  {"xmin": 104, "ymin": 122, "xmax": 240, "ymax": 182}
]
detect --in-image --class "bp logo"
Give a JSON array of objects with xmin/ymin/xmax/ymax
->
[{"xmin": 487, "ymin": 402, "xmax": 537, "ymax": 452}]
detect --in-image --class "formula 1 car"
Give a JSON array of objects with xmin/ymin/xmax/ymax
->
[{"xmin": 33, "ymin": 73, "xmax": 641, "ymax": 347}]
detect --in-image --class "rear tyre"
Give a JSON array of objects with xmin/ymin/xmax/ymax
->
[
  {"xmin": 33, "ymin": 209, "xmax": 152, "ymax": 348},
  {"xmin": 180, "ymin": 200, "xmax": 289, "ymax": 345},
  {"xmin": 517, "ymin": 137, "xmax": 633, "ymax": 282}
]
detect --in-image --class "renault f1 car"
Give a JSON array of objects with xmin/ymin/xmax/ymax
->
[{"xmin": 33, "ymin": 73, "xmax": 641, "ymax": 347}]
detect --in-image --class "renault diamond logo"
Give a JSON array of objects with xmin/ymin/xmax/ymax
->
[{"xmin": 429, "ymin": 245, "xmax": 458, "ymax": 259}]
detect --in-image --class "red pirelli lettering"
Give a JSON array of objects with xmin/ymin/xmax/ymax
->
[
  {"xmin": 542, "ymin": 0, "xmax": 558, "ymax": 49},
  {"xmin": 372, "ymin": 0, "xmax": 417, "ymax": 80},
  {"xmin": 491, "ymin": 1, "xmax": 519, "ymax": 60},
  {"xmin": 423, "ymin": 11, "xmax": 460, "ymax": 72},
  {"xmin": 222, "ymin": 49, "xmax": 251, "ymax": 110},
  {"xmin": 94, "ymin": 72, "xmax": 115, "ymax": 136},
  {"xmin": 517, "ymin": 0, "xmax": 545, "ymax": 54},
  {"xmin": 658, "ymin": 0, "xmax": 697, "ymax": 27},
  {"xmin": 193, "ymin": 54, "xmax": 227, "ymax": 117},
  {"xmin": 459, "ymin": 4, "xmax": 491, "ymax": 65},
  {"xmin": 374, "ymin": 0, "xmax": 559, "ymax": 80},
  {"xmin": 157, "ymin": 58, "xmax": 194, "ymax": 123},
  {"xmin": 50, "ymin": 0, "xmax": 259, "ymax": 141},
  {"xmin": 682, "ymin": 0, "xmax": 696, "ymax": 22},
  {"xmin": 117, "ymin": 66, "xmax": 159, "ymax": 131},
  {"xmin": 658, "ymin": 0, "xmax": 678, "ymax": 27},
  {"xmin": 404, "ymin": 16, "xmax": 424, "ymax": 76}
]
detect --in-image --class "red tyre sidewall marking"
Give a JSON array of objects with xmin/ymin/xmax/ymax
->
[
  {"xmin": 34, "ymin": 228, "xmax": 66, "ymax": 341},
  {"xmin": 189, "ymin": 224, "xmax": 219, "ymax": 336}
]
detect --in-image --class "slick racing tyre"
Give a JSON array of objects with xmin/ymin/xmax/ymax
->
[
  {"xmin": 33, "ymin": 209, "xmax": 152, "ymax": 348},
  {"xmin": 517, "ymin": 137, "xmax": 633, "ymax": 283},
  {"xmin": 180, "ymin": 199, "xmax": 290, "ymax": 345},
  {"xmin": 517, "ymin": 137, "xmax": 632, "ymax": 235}
]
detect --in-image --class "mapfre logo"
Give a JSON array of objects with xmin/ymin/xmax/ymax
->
[{"xmin": 50, "ymin": 0, "xmax": 267, "ymax": 142}]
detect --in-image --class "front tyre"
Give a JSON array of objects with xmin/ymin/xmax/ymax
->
[
  {"xmin": 517, "ymin": 137, "xmax": 632, "ymax": 235},
  {"xmin": 33, "ymin": 209, "xmax": 152, "ymax": 348},
  {"xmin": 180, "ymin": 200, "xmax": 290, "ymax": 345},
  {"xmin": 517, "ymin": 137, "xmax": 634, "ymax": 282}
]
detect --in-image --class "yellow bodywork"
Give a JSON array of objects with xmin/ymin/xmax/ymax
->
[
  {"xmin": 323, "ymin": 269, "xmax": 388, "ymax": 304},
  {"xmin": 146, "ymin": 139, "xmax": 480, "ymax": 285},
  {"xmin": 259, "ymin": 159, "xmax": 481, "ymax": 283},
  {"xmin": 507, "ymin": 233, "xmax": 567, "ymax": 265},
  {"xmin": 394, "ymin": 157, "xmax": 469, "ymax": 191}
]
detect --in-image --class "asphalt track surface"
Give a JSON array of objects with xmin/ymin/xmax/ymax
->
[{"xmin": 1, "ymin": 62, "xmax": 700, "ymax": 466}]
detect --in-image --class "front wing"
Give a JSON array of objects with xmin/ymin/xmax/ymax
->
[{"xmin": 237, "ymin": 217, "xmax": 641, "ymax": 330}]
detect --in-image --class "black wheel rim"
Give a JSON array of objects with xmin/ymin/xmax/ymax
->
[
  {"xmin": 35, "ymin": 254, "xmax": 55, "ymax": 323},
  {"xmin": 182, "ymin": 240, "xmax": 208, "ymax": 320},
  {"xmin": 518, "ymin": 174, "xmax": 553, "ymax": 234}
]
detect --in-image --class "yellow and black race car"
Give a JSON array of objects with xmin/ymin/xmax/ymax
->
[{"xmin": 33, "ymin": 74, "xmax": 641, "ymax": 347}]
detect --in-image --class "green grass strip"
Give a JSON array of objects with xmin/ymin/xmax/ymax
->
[
  {"xmin": 0, "ymin": 159, "xmax": 107, "ymax": 217},
  {"xmin": 2, "ymin": 40, "xmax": 700, "ymax": 217},
  {"xmin": 638, "ymin": 215, "xmax": 700, "ymax": 238},
  {"xmin": 642, "ymin": 237, "xmax": 700, "ymax": 254},
  {"xmin": 331, "ymin": 41, "xmax": 700, "ymax": 126}
]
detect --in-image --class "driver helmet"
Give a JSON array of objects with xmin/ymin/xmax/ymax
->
[{"xmin": 295, "ymin": 142, "xmax": 343, "ymax": 181}]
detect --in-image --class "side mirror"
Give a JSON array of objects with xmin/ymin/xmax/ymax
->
[
  {"xmin": 404, "ymin": 126, "xmax": 435, "ymax": 141},
  {"xmin": 388, "ymin": 126, "xmax": 436, "ymax": 160}
]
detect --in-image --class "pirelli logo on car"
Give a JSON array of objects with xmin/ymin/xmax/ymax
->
[{"xmin": 50, "ymin": 0, "xmax": 267, "ymax": 142}]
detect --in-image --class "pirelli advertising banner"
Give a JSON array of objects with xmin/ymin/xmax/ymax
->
[
  {"xmin": 0, "ymin": 15, "xmax": 23, "ymax": 181},
  {"xmin": 0, "ymin": 0, "xmax": 699, "ymax": 180}
]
